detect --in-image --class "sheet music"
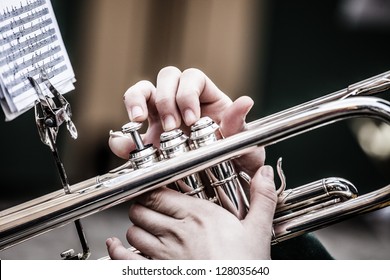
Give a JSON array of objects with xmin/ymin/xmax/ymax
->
[{"xmin": 0, "ymin": 0, "xmax": 75, "ymax": 120}]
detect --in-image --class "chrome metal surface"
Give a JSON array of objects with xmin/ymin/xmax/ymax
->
[{"xmin": 1, "ymin": 70, "xmax": 390, "ymax": 257}]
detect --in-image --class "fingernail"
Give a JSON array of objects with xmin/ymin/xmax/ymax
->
[
  {"xmin": 260, "ymin": 165, "xmax": 274, "ymax": 180},
  {"xmin": 163, "ymin": 114, "xmax": 176, "ymax": 131},
  {"xmin": 106, "ymin": 237, "xmax": 113, "ymax": 247},
  {"xmin": 184, "ymin": 109, "xmax": 197, "ymax": 125},
  {"xmin": 131, "ymin": 106, "xmax": 143, "ymax": 120}
]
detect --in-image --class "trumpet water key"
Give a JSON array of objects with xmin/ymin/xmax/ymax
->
[{"xmin": 1, "ymin": 70, "xmax": 390, "ymax": 259}]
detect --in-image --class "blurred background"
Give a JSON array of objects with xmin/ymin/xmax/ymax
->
[{"xmin": 1, "ymin": 0, "xmax": 389, "ymax": 259}]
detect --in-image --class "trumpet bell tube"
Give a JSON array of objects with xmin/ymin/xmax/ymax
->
[{"xmin": 1, "ymin": 70, "xmax": 390, "ymax": 258}]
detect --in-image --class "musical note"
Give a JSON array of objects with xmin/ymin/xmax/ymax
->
[{"xmin": 0, "ymin": 0, "xmax": 75, "ymax": 121}]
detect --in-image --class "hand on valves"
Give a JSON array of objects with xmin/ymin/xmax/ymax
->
[{"xmin": 105, "ymin": 66, "xmax": 277, "ymax": 259}]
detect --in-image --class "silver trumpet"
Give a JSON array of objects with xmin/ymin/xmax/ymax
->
[{"xmin": 1, "ymin": 70, "xmax": 390, "ymax": 259}]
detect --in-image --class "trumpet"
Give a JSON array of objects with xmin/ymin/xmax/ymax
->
[{"xmin": 1, "ymin": 70, "xmax": 390, "ymax": 259}]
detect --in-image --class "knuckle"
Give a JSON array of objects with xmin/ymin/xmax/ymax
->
[
  {"xmin": 128, "ymin": 203, "xmax": 139, "ymax": 220},
  {"xmin": 261, "ymin": 185, "xmax": 278, "ymax": 211},
  {"xmin": 176, "ymin": 86, "xmax": 200, "ymax": 101},
  {"xmin": 124, "ymin": 80, "xmax": 155, "ymax": 105},
  {"xmin": 182, "ymin": 67, "xmax": 204, "ymax": 77},
  {"xmin": 125, "ymin": 80, "xmax": 153, "ymax": 95},
  {"xmin": 158, "ymin": 66, "xmax": 181, "ymax": 79},
  {"xmin": 154, "ymin": 95, "xmax": 172, "ymax": 107},
  {"xmin": 143, "ymin": 188, "xmax": 165, "ymax": 209}
]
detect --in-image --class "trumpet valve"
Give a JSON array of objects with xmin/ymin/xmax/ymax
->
[
  {"xmin": 190, "ymin": 117, "xmax": 249, "ymax": 218},
  {"xmin": 160, "ymin": 129, "xmax": 207, "ymax": 199},
  {"xmin": 122, "ymin": 121, "xmax": 160, "ymax": 169}
]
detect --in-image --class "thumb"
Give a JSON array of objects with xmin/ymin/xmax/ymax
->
[
  {"xmin": 108, "ymin": 133, "xmax": 133, "ymax": 159},
  {"xmin": 242, "ymin": 166, "xmax": 277, "ymax": 239},
  {"xmin": 220, "ymin": 96, "xmax": 265, "ymax": 177}
]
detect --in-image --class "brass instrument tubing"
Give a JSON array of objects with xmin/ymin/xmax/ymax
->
[{"xmin": 1, "ymin": 96, "xmax": 390, "ymax": 250}]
